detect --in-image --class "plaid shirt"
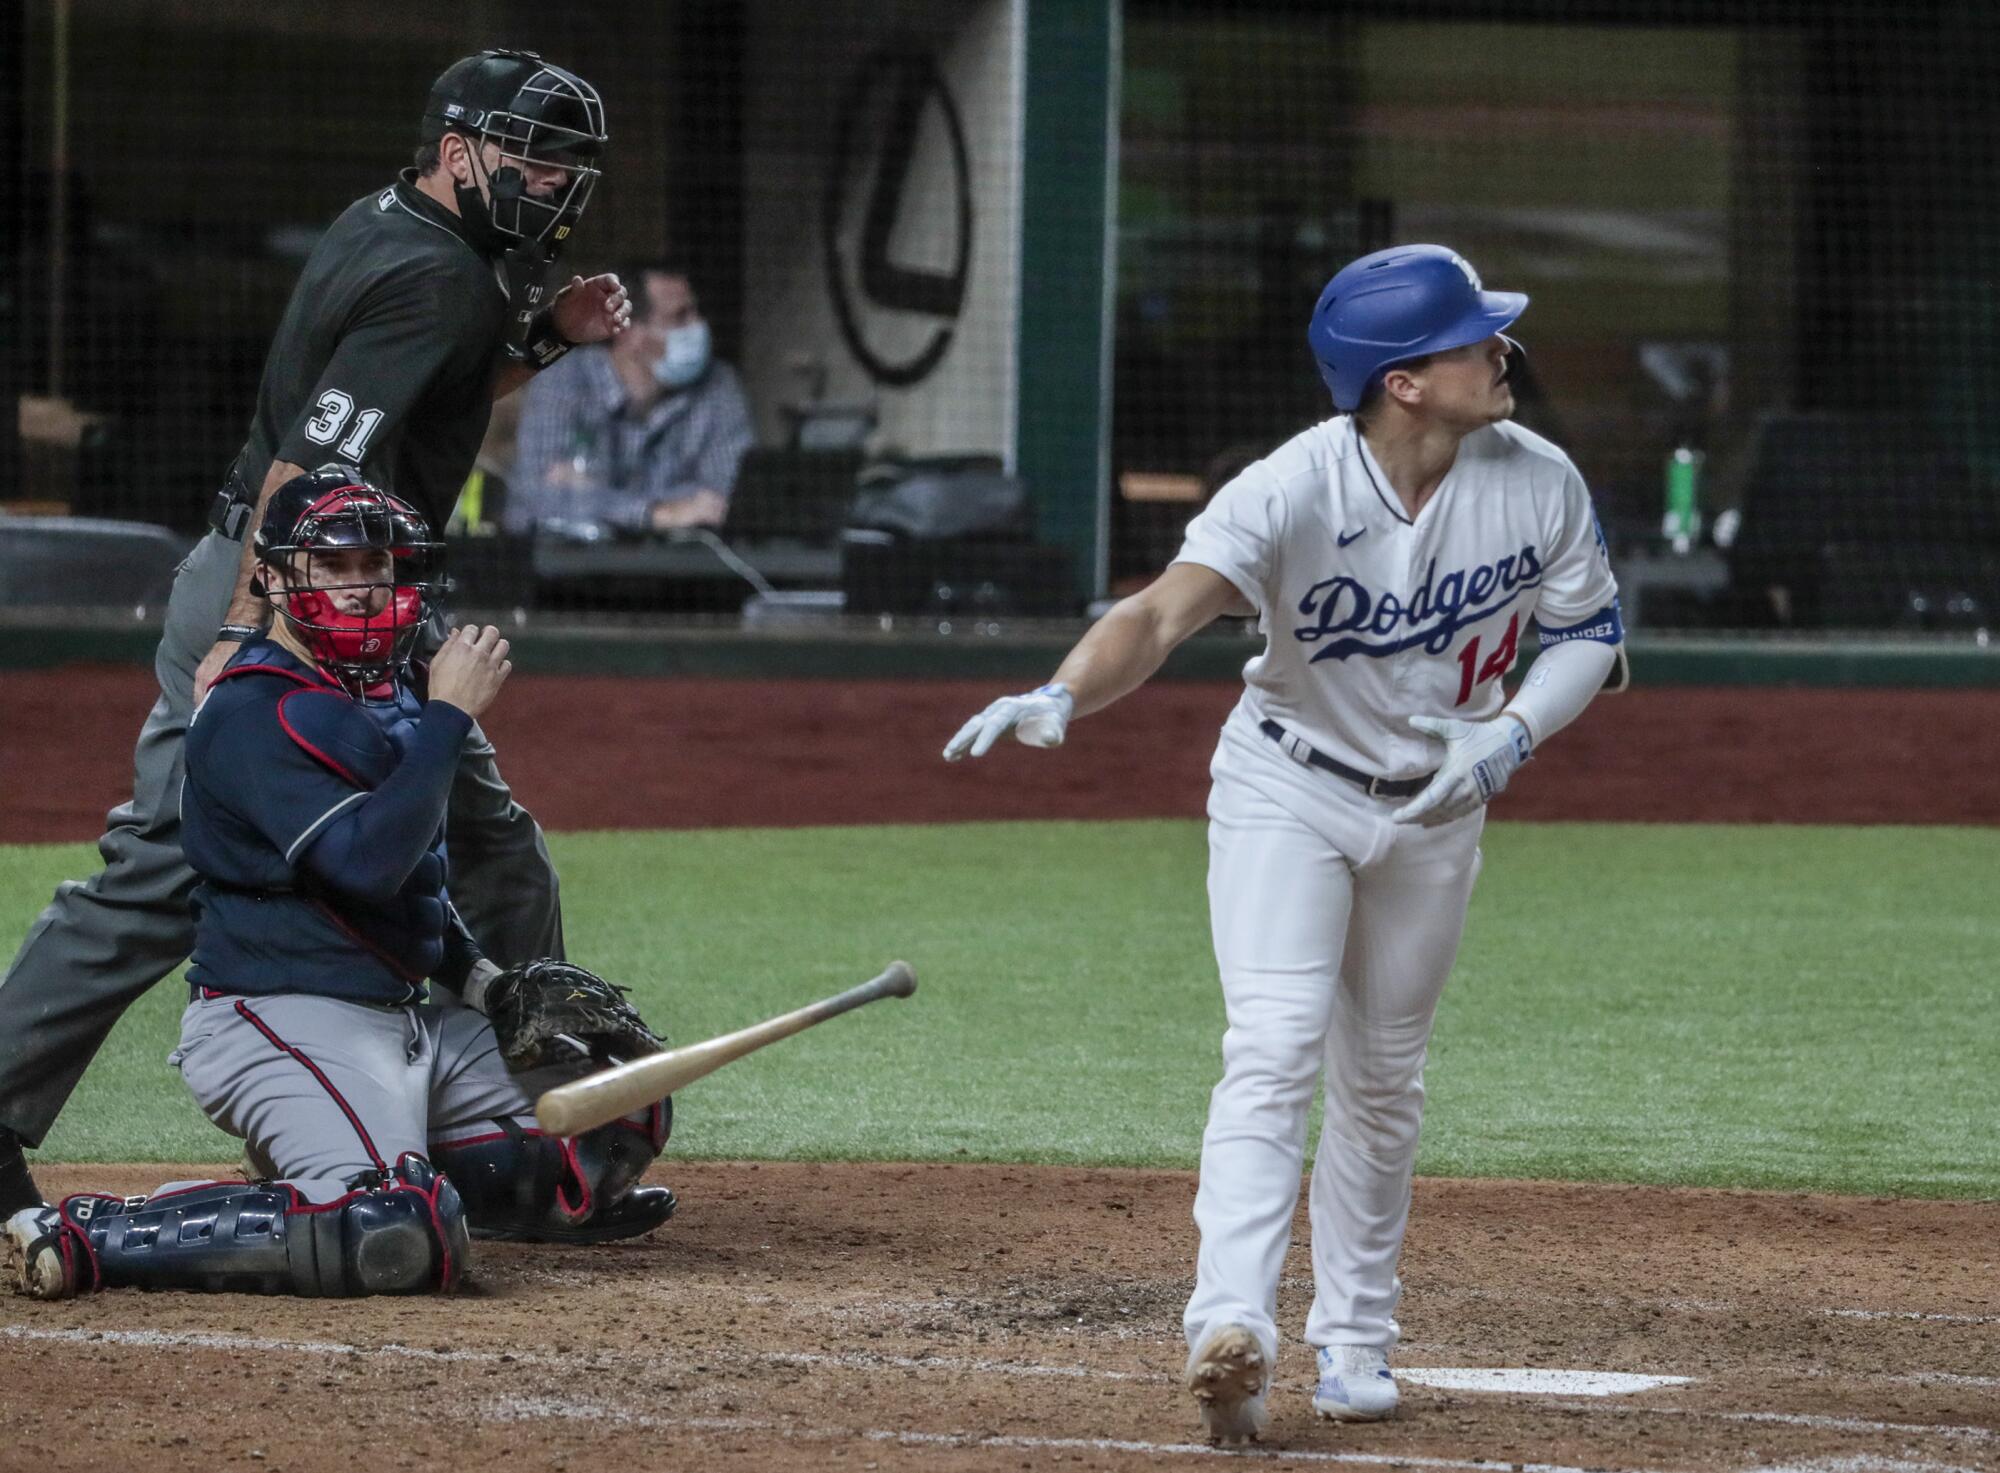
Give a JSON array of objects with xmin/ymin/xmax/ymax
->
[{"xmin": 508, "ymin": 345, "xmax": 755, "ymax": 534}]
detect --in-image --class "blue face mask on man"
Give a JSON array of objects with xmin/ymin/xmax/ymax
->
[{"xmin": 652, "ymin": 320, "xmax": 712, "ymax": 389}]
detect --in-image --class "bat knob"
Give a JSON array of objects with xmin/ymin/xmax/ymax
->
[{"xmin": 883, "ymin": 961, "xmax": 918, "ymax": 998}]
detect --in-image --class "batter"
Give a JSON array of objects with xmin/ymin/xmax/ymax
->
[{"xmin": 945, "ymin": 245, "xmax": 1624, "ymax": 1441}]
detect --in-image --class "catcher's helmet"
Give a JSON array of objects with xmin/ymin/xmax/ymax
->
[
  {"xmin": 254, "ymin": 468, "xmax": 444, "ymax": 689},
  {"xmin": 1307, "ymin": 244, "xmax": 1527, "ymax": 413},
  {"xmin": 421, "ymin": 48, "xmax": 606, "ymax": 256}
]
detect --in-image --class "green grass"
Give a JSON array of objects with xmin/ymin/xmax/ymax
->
[{"xmin": 3, "ymin": 822, "xmax": 1995, "ymax": 1199}]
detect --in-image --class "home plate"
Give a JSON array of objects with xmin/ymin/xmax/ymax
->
[{"xmin": 1400, "ymin": 1368, "xmax": 1693, "ymax": 1396}]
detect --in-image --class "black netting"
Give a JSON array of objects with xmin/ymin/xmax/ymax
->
[
  {"xmin": 7, "ymin": 1, "xmax": 1998, "ymax": 634},
  {"xmin": 1116, "ymin": 0, "xmax": 2000, "ymax": 634}
]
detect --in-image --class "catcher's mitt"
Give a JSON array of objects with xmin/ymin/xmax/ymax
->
[{"xmin": 484, "ymin": 959, "xmax": 665, "ymax": 1072}]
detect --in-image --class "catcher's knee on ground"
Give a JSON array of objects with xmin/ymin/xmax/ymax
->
[
  {"xmin": 13, "ymin": 1155, "xmax": 468, "ymax": 1298},
  {"xmin": 431, "ymin": 1102, "xmax": 672, "ymax": 1243}
]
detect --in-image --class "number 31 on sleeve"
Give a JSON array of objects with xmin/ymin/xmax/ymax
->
[{"xmin": 302, "ymin": 390, "xmax": 384, "ymax": 460}]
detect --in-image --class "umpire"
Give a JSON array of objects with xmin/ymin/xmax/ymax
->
[{"xmin": 0, "ymin": 49, "xmax": 632, "ymax": 1213}]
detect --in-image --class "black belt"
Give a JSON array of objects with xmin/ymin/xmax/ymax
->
[
  {"xmin": 207, "ymin": 481, "xmax": 255, "ymax": 541},
  {"xmin": 189, "ymin": 981, "xmax": 421, "ymax": 1011},
  {"xmin": 1258, "ymin": 720, "xmax": 1435, "ymax": 799}
]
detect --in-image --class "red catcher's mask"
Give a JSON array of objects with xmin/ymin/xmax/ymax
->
[{"xmin": 257, "ymin": 483, "xmax": 443, "ymax": 690}]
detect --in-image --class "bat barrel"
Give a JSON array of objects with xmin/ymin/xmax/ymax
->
[{"xmin": 534, "ymin": 961, "xmax": 917, "ymax": 1137}]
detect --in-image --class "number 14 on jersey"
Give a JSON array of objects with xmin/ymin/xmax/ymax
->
[{"xmin": 1454, "ymin": 613, "xmax": 1520, "ymax": 706}]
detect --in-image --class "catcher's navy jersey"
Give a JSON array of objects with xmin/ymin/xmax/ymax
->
[
  {"xmin": 182, "ymin": 641, "xmax": 474, "ymax": 1004},
  {"xmin": 227, "ymin": 172, "xmax": 508, "ymax": 533}
]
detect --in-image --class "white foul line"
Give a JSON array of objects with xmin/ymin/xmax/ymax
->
[
  {"xmin": 488, "ymin": 1391, "xmax": 1633, "ymax": 1473},
  {"xmin": 1817, "ymin": 1307, "xmax": 2000, "ymax": 1326},
  {"xmin": 0, "ymin": 1323, "xmax": 536, "ymax": 1364},
  {"xmin": 4, "ymin": 1323, "xmax": 1994, "ymax": 1450},
  {"xmin": 1399, "ymin": 1368, "xmax": 1691, "ymax": 1396},
  {"xmin": 1532, "ymin": 1398, "xmax": 1997, "ymax": 1444},
  {"xmin": 0, "ymin": 1323, "xmax": 1157, "ymax": 1384},
  {"xmin": 1744, "ymin": 1459, "xmax": 1992, "ymax": 1473},
  {"xmin": 871, "ymin": 1426, "xmax": 1603, "ymax": 1471}
]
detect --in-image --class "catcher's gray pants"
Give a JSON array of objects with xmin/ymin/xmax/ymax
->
[
  {"xmin": 0, "ymin": 530, "xmax": 564, "ymax": 1148},
  {"xmin": 169, "ymin": 988, "xmax": 552, "ymax": 1202}
]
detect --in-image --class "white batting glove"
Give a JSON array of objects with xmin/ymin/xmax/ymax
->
[
  {"xmin": 942, "ymin": 683, "xmax": 1075, "ymax": 761},
  {"xmin": 1390, "ymin": 713, "xmax": 1532, "ymax": 827}
]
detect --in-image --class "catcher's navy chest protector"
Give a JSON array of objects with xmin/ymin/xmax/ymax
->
[{"xmin": 183, "ymin": 643, "xmax": 455, "ymax": 1003}]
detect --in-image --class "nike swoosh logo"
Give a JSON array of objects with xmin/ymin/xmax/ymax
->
[{"xmin": 1337, "ymin": 528, "xmax": 1367, "ymax": 547}]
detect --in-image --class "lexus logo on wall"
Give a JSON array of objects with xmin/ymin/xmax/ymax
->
[{"xmin": 823, "ymin": 47, "xmax": 973, "ymax": 388}]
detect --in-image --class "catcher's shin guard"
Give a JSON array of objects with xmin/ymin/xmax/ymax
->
[
  {"xmin": 434, "ymin": 1102, "xmax": 672, "ymax": 1243},
  {"xmin": 40, "ymin": 1156, "xmax": 469, "ymax": 1296}
]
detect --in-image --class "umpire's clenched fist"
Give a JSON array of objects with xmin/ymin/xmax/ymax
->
[
  {"xmin": 551, "ymin": 273, "xmax": 633, "ymax": 344},
  {"xmin": 428, "ymin": 624, "xmax": 513, "ymax": 720}
]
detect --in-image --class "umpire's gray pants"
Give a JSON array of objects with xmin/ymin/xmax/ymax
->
[{"xmin": 0, "ymin": 530, "xmax": 564, "ymax": 1147}]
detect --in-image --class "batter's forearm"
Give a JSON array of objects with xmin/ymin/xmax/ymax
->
[
  {"xmin": 1048, "ymin": 600, "xmax": 1179, "ymax": 719},
  {"xmin": 1047, "ymin": 565, "xmax": 1243, "ymax": 719},
  {"xmin": 1502, "ymin": 636, "xmax": 1619, "ymax": 747},
  {"xmin": 218, "ymin": 459, "xmax": 307, "ymax": 627}
]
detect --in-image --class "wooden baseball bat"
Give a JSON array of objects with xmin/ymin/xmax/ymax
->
[{"xmin": 533, "ymin": 961, "xmax": 918, "ymax": 1137}]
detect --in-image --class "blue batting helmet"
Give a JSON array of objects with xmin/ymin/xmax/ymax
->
[{"xmin": 1307, "ymin": 244, "xmax": 1528, "ymax": 412}]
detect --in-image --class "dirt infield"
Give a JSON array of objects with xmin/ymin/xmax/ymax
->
[
  {"xmin": 5, "ymin": 1162, "xmax": 1996, "ymax": 1471},
  {"xmin": 5, "ymin": 666, "xmax": 2000, "ymax": 842}
]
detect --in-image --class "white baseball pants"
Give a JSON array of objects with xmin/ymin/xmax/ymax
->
[{"xmin": 1184, "ymin": 721, "xmax": 1483, "ymax": 1359}]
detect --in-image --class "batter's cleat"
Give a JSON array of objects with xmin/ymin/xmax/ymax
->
[
  {"xmin": 469, "ymin": 1185, "xmax": 677, "ymax": 1245},
  {"xmin": 1185, "ymin": 1323, "xmax": 1271, "ymax": 1446},
  {"xmin": 3, "ymin": 1207, "xmax": 75, "ymax": 1300},
  {"xmin": 0, "ymin": 1129, "xmax": 46, "ymax": 1217},
  {"xmin": 1312, "ymin": 1344, "xmax": 1399, "ymax": 1422}
]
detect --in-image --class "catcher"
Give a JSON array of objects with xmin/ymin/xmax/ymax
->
[{"xmin": 2, "ymin": 471, "xmax": 670, "ymax": 1300}]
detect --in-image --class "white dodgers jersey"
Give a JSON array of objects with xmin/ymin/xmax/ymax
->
[{"xmin": 1174, "ymin": 415, "xmax": 1620, "ymax": 781}]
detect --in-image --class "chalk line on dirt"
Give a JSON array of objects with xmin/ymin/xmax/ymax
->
[
  {"xmin": 5, "ymin": 1321, "xmax": 1992, "ymax": 1450},
  {"xmin": 487, "ymin": 1391, "xmax": 1645, "ymax": 1472}
]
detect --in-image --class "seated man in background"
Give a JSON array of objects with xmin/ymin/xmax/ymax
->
[{"xmin": 508, "ymin": 260, "xmax": 755, "ymax": 537}]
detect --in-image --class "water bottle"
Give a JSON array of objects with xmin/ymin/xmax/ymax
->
[{"xmin": 1663, "ymin": 446, "xmax": 1704, "ymax": 555}]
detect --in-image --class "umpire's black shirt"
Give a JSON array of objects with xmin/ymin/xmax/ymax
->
[{"xmin": 229, "ymin": 171, "xmax": 508, "ymax": 532}]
